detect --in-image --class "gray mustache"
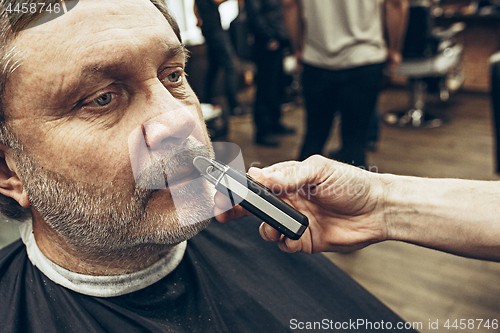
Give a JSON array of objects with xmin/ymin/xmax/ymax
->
[{"xmin": 134, "ymin": 143, "xmax": 211, "ymax": 190}]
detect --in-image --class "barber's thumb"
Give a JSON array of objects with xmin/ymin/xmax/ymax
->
[
  {"xmin": 248, "ymin": 167, "xmax": 271, "ymax": 186},
  {"xmin": 248, "ymin": 166, "xmax": 287, "ymax": 189},
  {"xmin": 248, "ymin": 162, "xmax": 305, "ymax": 191}
]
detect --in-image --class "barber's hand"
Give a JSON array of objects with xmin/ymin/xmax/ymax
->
[
  {"xmin": 386, "ymin": 49, "xmax": 403, "ymax": 71},
  {"xmin": 214, "ymin": 155, "xmax": 388, "ymax": 254},
  {"xmin": 293, "ymin": 50, "xmax": 303, "ymax": 72},
  {"xmin": 267, "ymin": 39, "xmax": 280, "ymax": 51}
]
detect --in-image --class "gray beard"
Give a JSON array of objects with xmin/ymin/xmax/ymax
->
[{"xmin": 13, "ymin": 138, "xmax": 215, "ymax": 263}]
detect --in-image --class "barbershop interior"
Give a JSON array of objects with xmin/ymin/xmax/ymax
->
[{"xmin": 1, "ymin": 0, "xmax": 500, "ymax": 331}]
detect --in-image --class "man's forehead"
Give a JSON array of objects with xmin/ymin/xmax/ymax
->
[{"xmin": 14, "ymin": 0, "xmax": 174, "ymax": 58}]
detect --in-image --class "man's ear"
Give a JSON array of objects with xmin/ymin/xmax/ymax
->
[{"xmin": 0, "ymin": 145, "xmax": 30, "ymax": 208}]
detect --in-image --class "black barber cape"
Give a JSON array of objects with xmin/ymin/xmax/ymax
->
[{"xmin": 0, "ymin": 217, "xmax": 416, "ymax": 332}]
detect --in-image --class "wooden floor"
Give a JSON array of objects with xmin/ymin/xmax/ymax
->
[
  {"xmin": 227, "ymin": 86, "xmax": 500, "ymax": 332},
  {"xmin": 0, "ymin": 86, "xmax": 499, "ymax": 332}
]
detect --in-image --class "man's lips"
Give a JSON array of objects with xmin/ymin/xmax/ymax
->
[{"xmin": 164, "ymin": 168, "xmax": 200, "ymax": 189}]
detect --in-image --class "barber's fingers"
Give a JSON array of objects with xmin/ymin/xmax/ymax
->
[
  {"xmin": 259, "ymin": 222, "xmax": 281, "ymax": 241},
  {"xmin": 213, "ymin": 191, "xmax": 252, "ymax": 223},
  {"xmin": 215, "ymin": 157, "xmax": 322, "ymax": 223},
  {"xmin": 214, "ymin": 192, "xmax": 302, "ymax": 254},
  {"xmin": 248, "ymin": 155, "xmax": 331, "ymax": 193},
  {"xmin": 248, "ymin": 162, "xmax": 302, "ymax": 191},
  {"xmin": 259, "ymin": 222, "xmax": 303, "ymax": 253},
  {"xmin": 214, "ymin": 191, "xmax": 232, "ymax": 211}
]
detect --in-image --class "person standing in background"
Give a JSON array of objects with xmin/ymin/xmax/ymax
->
[
  {"xmin": 194, "ymin": 0, "xmax": 243, "ymax": 115},
  {"xmin": 282, "ymin": 0, "xmax": 409, "ymax": 166},
  {"xmin": 246, "ymin": 0, "xmax": 296, "ymax": 147}
]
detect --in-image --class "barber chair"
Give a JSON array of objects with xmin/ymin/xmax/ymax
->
[
  {"xmin": 384, "ymin": 0, "xmax": 465, "ymax": 128},
  {"xmin": 489, "ymin": 52, "xmax": 500, "ymax": 173}
]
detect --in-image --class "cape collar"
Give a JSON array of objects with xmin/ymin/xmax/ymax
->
[{"xmin": 20, "ymin": 221, "xmax": 186, "ymax": 297}]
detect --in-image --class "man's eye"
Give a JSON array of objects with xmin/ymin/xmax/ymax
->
[
  {"xmin": 164, "ymin": 71, "xmax": 182, "ymax": 83},
  {"xmin": 93, "ymin": 92, "xmax": 113, "ymax": 106}
]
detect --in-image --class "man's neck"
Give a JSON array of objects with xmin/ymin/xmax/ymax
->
[{"xmin": 31, "ymin": 211, "xmax": 173, "ymax": 276}]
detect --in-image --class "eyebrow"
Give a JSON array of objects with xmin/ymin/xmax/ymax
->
[{"xmin": 80, "ymin": 44, "xmax": 189, "ymax": 80}]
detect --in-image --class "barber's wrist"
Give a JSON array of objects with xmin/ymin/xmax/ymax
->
[
  {"xmin": 378, "ymin": 173, "xmax": 410, "ymax": 243},
  {"xmin": 380, "ymin": 173, "xmax": 446, "ymax": 246}
]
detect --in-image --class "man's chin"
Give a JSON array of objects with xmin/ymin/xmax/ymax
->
[
  {"xmin": 139, "ymin": 179, "xmax": 216, "ymax": 244},
  {"xmin": 138, "ymin": 215, "xmax": 213, "ymax": 247},
  {"xmin": 162, "ymin": 217, "xmax": 212, "ymax": 245}
]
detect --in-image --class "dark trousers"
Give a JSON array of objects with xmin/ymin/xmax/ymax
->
[
  {"xmin": 252, "ymin": 41, "xmax": 286, "ymax": 136},
  {"xmin": 299, "ymin": 62, "xmax": 385, "ymax": 167},
  {"xmin": 203, "ymin": 30, "xmax": 239, "ymax": 110},
  {"xmin": 491, "ymin": 58, "xmax": 500, "ymax": 174}
]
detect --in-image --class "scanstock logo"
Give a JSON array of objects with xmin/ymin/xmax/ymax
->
[{"xmin": 5, "ymin": 1, "xmax": 79, "ymax": 31}]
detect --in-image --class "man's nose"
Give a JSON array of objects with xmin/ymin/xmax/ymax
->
[{"xmin": 141, "ymin": 86, "xmax": 196, "ymax": 150}]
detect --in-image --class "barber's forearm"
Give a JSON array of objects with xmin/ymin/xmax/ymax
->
[
  {"xmin": 281, "ymin": 0, "xmax": 303, "ymax": 54},
  {"xmin": 382, "ymin": 174, "xmax": 500, "ymax": 261},
  {"xmin": 384, "ymin": 0, "xmax": 409, "ymax": 52}
]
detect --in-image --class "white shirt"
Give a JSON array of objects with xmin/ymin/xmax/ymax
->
[{"xmin": 301, "ymin": 0, "xmax": 388, "ymax": 70}]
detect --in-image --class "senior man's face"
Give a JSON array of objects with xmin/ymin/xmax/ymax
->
[{"xmin": 4, "ymin": 0, "xmax": 215, "ymax": 256}]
